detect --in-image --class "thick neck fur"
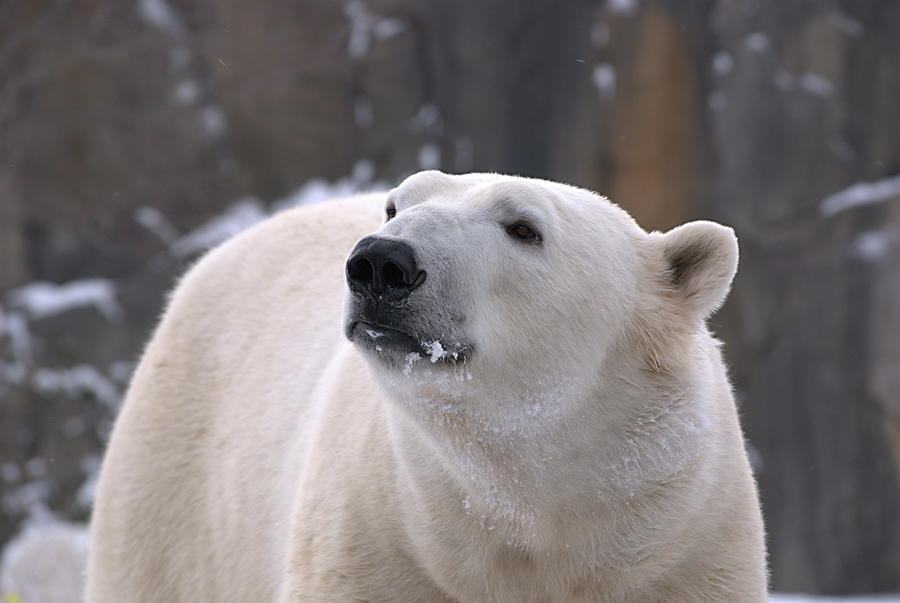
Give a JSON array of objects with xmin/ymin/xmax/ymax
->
[{"xmin": 377, "ymin": 332, "xmax": 715, "ymax": 558}]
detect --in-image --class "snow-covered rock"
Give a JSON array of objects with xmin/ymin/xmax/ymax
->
[
  {"xmin": 8, "ymin": 279, "xmax": 121, "ymax": 321},
  {"xmin": 0, "ymin": 520, "xmax": 89, "ymax": 603},
  {"xmin": 820, "ymin": 173, "xmax": 900, "ymax": 217}
]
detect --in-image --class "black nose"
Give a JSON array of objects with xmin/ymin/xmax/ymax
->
[{"xmin": 346, "ymin": 236, "xmax": 426, "ymax": 298}]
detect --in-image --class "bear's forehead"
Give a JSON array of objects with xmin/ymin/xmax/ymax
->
[{"xmin": 390, "ymin": 171, "xmax": 602, "ymax": 217}]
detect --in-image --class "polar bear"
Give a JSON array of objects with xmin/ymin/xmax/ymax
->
[{"xmin": 86, "ymin": 171, "xmax": 767, "ymax": 603}]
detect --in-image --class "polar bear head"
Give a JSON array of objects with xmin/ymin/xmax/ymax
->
[{"xmin": 344, "ymin": 171, "xmax": 737, "ymax": 418}]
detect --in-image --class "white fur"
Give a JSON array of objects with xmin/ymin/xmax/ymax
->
[{"xmin": 86, "ymin": 172, "xmax": 767, "ymax": 603}]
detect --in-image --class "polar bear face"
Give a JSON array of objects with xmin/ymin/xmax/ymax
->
[
  {"xmin": 346, "ymin": 172, "xmax": 639, "ymax": 382},
  {"xmin": 344, "ymin": 171, "xmax": 738, "ymax": 418}
]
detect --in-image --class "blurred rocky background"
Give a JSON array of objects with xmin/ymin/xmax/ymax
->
[{"xmin": 1, "ymin": 0, "xmax": 898, "ymax": 596}]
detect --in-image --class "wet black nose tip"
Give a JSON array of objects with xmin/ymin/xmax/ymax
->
[{"xmin": 346, "ymin": 236, "xmax": 426, "ymax": 298}]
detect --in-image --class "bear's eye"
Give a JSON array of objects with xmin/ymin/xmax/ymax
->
[
  {"xmin": 506, "ymin": 222, "xmax": 541, "ymax": 243},
  {"xmin": 385, "ymin": 205, "xmax": 397, "ymax": 221}
]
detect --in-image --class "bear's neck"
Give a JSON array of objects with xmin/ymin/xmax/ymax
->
[{"xmin": 382, "ymin": 362, "xmax": 711, "ymax": 551}]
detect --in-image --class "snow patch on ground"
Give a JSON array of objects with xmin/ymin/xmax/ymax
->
[
  {"xmin": 164, "ymin": 161, "xmax": 389, "ymax": 256},
  {"xmin": 799, "ymin": 72, "xmax": 834, "ymax": 97},
  {"xmin": 344, "ymin": 1, "xmax": 407, "ymax": 58},
  {"xmin": 134, "ymin": 206, "xmax": 180, "ymax": 243},
  {"xmin": 271, "ymin": 161, "xmax": 386, "ymax": 213},
  {"xmin": 607, "ymin": 0, "xmax": 639, "ymax": 17},
  {"xmin": 712, "ymin": 51, "xmax": 734, "ymax": 76},
  {"xmin": 137, "ymin": 0, "xmax": 184, "ymax": 36},
  {"xmin": 0, "ymin": 309, "xmax": 31, "ymax": 387},
  {"xmin": 274, "ymin": 181, "xmax": 351, "ymax": 211},
  {"xmin": 8, "ymin": 279, "xmax": 121, "ymax": 321},
  {"xmin": 171, "ymin": 198, "xmax": 267, "ymax": 257},
  {"xmin": 592, "ymin": 64, "xmax": 616, "ymax": 98},
  {"xmin": 820, "ymin": 173, "xmax": 900, "ymax": 216},
  {"xmin": 745, "ymin": 32, "xmax": 770, "ymax": 52},
  {"xmin": 344, "ymin": 0, "xmax": 373, "ymax": 58},
  {"xmin": 849, "ymin": 225, "xmax": 899, "ymax": 262},
  {"xmin": 373, "ymin": 17, "xmax": 406, "ymax": 40},
  {"xmin": 173, "ymin": 79, "xmax": 200, "ymax": 105},
  {"xmin": 200, "ymin": 105, "xmax": 227, "ymax": 137},
  {"xmin": 0, "ymin": 519, "xmax": 89, "ymax": 603},
  {"xmin": 76, "ymin": 455, "xmax": 102, "ymax": 511},
  {"xmin": 31, "ymin": 365, "xmax": 121, "ymax": 410}
]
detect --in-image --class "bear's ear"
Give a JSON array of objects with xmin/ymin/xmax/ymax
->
[{"xmin": 658, "ymin": 220, "xmax": 738, "ymax": 320}]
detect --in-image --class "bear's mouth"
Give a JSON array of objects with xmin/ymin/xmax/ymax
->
[
  {"xmin": 346, "ymin": 320, "xmax": 473, "ymax": 368},
  {"xmin": 348, "ymin": 320, "xmax": 425, "ymax": 356}
]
